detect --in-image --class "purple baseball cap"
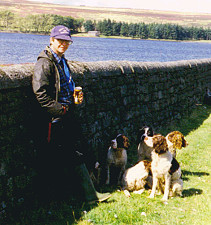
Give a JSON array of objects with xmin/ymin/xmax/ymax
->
[{"xmin": 50, "ymin": 25, "xmax": 73, "ymax": 42}]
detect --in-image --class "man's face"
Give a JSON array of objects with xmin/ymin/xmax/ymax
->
[{"xmin": 50, "ymin": 38, "xmax": 71, "ymax": 57}]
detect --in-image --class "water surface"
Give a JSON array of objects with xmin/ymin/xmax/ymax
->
[{"xmin": 1, "ymin": 32, "xmax": 211, "ymax": 64}]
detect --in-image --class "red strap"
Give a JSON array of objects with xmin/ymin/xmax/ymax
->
[
  {"xmin": 63, "ymin": 106, "xmax": 66, "ymax": 114},
  {"xmin": 47, "ymin": 122, "xmax": 52, "ymax": 143}
]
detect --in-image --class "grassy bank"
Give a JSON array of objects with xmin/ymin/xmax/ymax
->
[{"xmin": 3, "ymin": 104, "xmax": 211, "ymax": 225}]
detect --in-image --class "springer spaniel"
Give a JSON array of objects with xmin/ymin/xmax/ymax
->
[
  {"xmin": 144, "ymin": 135, "xmax": 183, "ymax": 201},
  {"xmin": 122, "ymin": 160, "xmax": 152, "ymax": 197},
  {"xmin": 106, "ymin": 134, "xmax": 130, "ymax": 185},
  {"xmin": 166, "ymin": 131, "xmax": 188, "ymax": 158},
  {"xmin": 137, "ymin": 126, "xmax": 154, "ymax": 161}
]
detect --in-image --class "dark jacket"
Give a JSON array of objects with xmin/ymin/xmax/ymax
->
[{"xmin": 32, "ymin": 46, "xmax": 67, "ymax": 119}]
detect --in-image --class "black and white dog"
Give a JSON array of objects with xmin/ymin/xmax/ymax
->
[
  {"xmin": 137, "ymin": 126, "xmax": 154, "ymax": 161},
  {"xmin": 106, "ymin": 134, "xmax": 130, "ymax": 185}
]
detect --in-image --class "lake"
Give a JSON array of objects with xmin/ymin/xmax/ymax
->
[{"xmin": 1, "ymin": 32, "xmax": 211, "ymax": 64}]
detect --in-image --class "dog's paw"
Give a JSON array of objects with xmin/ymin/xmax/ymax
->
[
  {"xmin": 162, "ymin": 196, "xmax": 168, "ymax": 201},
  {"xmin": 134, "ymin": 189, "xmax": 145, "ymax": 195},
  {"xmin": 123, "ymin": 190, "xmax": 131, "ymax": 197},
  {"xmin": 148, "ymin": 192, "xmax": 155, "ymax": 198},
  {"xmin": 162, "ymin": 200, "xmax": 168, "ymax": 205}
]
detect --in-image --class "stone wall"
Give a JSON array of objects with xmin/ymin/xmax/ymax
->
[{"xmin": 0, "ymin": 59, "xmax": 211, "ymax": 212}]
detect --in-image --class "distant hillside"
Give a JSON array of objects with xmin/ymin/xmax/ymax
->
[{"xmin": 1, "ymin": 0, "xmax": 211, "ymax": 28}]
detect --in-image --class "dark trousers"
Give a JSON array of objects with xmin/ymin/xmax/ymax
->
[{"xmin": 34, "ymin": 110, "xmax": 87, "ymax": 200}]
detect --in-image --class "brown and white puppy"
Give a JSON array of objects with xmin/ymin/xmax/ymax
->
[
  {"xmin": 166, "ymin": 131, "xmax": 188, "ymax": 158},
  {"xmin": 122, "ymin": 160, "xmax": 152, "ymax": 197},
  {"xmin": 106, "ymin": 134, "xmax": 130, "ymax": 185},
  {"xmin": 144, "ymin": 135, "xmax": 183, "ymax": 201},
  {"xmin": 137, "ymin": 126, "xmax": 154, "ymax": 161}
]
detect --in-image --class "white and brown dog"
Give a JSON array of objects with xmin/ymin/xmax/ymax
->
[
  {"xmin": 144, "ymin": 135, "xmax": 183, "ymax": 201},
  {"xmin": 137, "ymin": 126, "xmax": 154, "ymax": 161},
  {"xmin": 122, "ymin": 160, "xmax": 152, "ymax": 197},
  {"xmin": 166, "ymin": 131, "xmax": 188, "ymax": 158},
  {"xmin": 106, "ymin": 134, "xmax": 130, "ymax": 185}
]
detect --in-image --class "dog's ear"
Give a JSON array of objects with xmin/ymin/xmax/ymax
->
[
  {"xmin": 123, "ymin": 136, "xmax": 130, "ymax": 149},
  {"xmin": 116, "ymin": 134, "xmax": 124, "ymax": 148},
  {"xmin": 174, "ymin": 134, "xmax": 183, "ymax": 149},
  {"xmin": 153, "ymin": 135, "xmax": 168, "ymax": 154},
  {"xmin": 136, "ymin": 129, "xmax": 145, "ymax": 144}
]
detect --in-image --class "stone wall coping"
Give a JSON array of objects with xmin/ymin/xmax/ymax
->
[{"xmin": 1, "ymin": 58, "xmax": 211, "ymax": 90}]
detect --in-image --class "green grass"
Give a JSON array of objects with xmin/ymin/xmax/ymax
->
[{"xmin": 4, "ymin": 104, "xmax": 211, "ymax": 225}]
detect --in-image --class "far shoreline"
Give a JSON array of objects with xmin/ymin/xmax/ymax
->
[
  {"xmin": 73, "ymin": 33, "xmax": 211, "ymax": 43},
  {"xmin": 1, "ymin": 30, "xmax": 211, "ymax": 43}
]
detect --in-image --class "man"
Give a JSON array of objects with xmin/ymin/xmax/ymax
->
[{"xmin": 32, "ymin": 25, "xmax": 110, "ymax": 203}]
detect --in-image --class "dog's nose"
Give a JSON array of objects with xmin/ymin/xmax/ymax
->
[{"xmin": 111, "ymin": 139, "xmax": 117, "ymax": 148}]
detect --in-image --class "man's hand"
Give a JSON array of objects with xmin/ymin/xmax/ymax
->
[{"xmin": 77, "ymin": 91, "xmax": 83, "ymax": 104}]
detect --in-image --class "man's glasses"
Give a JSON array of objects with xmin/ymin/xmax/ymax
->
[{"xmin": 56, "ymin": 39, "xmax": 73, "ymax": 45}]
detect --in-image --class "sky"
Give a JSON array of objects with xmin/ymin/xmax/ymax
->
[{"xmin": 29, "ymin": 0, "xmax": 211, "ymax": 13}]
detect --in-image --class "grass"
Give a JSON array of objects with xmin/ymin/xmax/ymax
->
[{"xmin": 3, "ymin": 104, "xmax": 211, "ymax": 225}]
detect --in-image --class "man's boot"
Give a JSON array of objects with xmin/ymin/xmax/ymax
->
[{"xmin": 75, "ymin": 163, "xmax": 111, "ymax": 204}]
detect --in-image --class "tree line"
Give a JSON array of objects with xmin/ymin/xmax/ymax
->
[
  {"xmin": 1, "ymin": 10, "xmax": 211, "ymax": 40},
  {"xmin": 84, "ymin": 19, "xmax": 211, "ymax": 40},
  {"xmin": 0, "ymin": 10, "xmax": 83, "ymax": 34}
]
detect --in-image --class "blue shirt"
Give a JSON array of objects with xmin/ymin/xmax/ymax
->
[{"xmin": 50, "ymin": 48, "xmax": 75, "ymax": 106}]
